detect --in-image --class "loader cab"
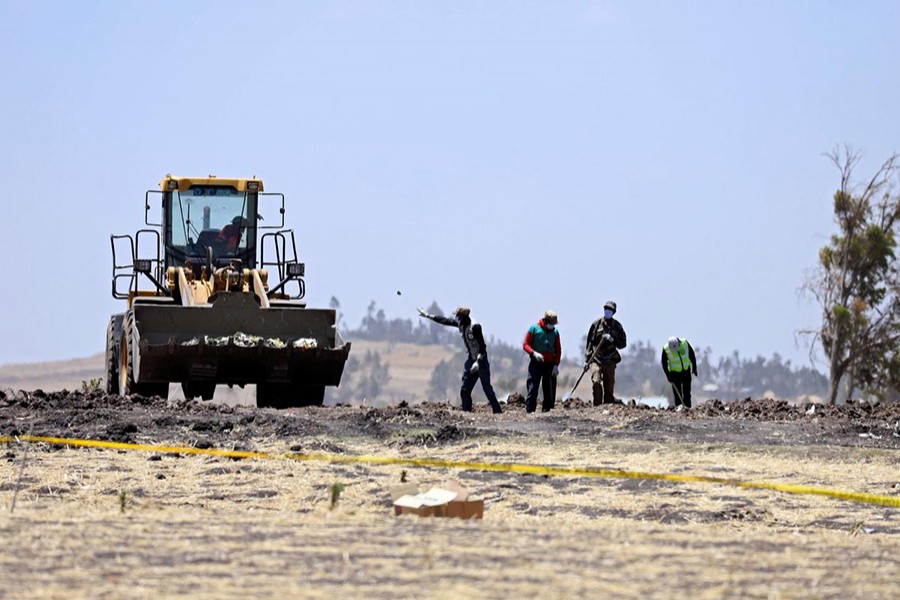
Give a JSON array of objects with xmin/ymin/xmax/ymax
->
[{"xmin": 161, "ymin": 177, "xmax": 261, "ymax": 273}]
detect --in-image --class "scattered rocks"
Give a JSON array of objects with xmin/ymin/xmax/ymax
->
[
  {"xmin": 105, "ymin": 422, "xmax": 138, "ymax": 443},
  {"xmin": 0, "ymin": 390, "xmax": 897, "ymax": 450}
]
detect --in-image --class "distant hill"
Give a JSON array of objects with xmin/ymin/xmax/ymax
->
[{"xmin": 0, "ymin": 353, "xmax": 106, "ymax": 392}]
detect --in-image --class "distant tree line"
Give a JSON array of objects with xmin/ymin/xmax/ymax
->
[
  {"xmin": 328, "ymin": 348, "xmax": 391, "ymax": 404},
  {"xmin": 616, "ymin": 340, "xmax": 828, "ymax": 400},
  {"xmin": 327, "ymin": 297, "xmax": 829, "ymax": 404},
  {"xmin": 331, "ymin": 147, "xmax": 900, "ymax": 406},
  {"xmin": 335, "ymin": 299, "xmax": 458, "ymax": 345}
]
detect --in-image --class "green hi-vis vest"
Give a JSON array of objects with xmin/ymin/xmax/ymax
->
[{"xmin": 665, "ymin": 339, "xmax": 692, "ymax": 373}]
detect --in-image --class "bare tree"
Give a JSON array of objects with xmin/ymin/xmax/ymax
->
[{"xmin": 802, "ymin": 146, "xmax": 900, "ymax": 404}]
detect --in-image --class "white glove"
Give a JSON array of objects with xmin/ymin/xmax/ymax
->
[
  {"xmin": 552, "ymin": 365, "xmax": 559, "ymax": 377},
  {"xmin": 532, "ymin": 351, "xmax": 544, "ymax": 362},
  {"xmin": 469, "ymin": 361, "xmax": 480, "ymax": 374},
  {"xmin": 416, "ymin": 307, "xmax": 429, "ymax": 319},
  {"xmin": 602, "ymin": 333, "xmax": 613, "ymax": 343}
]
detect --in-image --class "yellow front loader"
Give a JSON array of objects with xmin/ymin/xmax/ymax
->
[{"xmin": 106, "ymin": 175, "xmax": 350, "ymax": 408}]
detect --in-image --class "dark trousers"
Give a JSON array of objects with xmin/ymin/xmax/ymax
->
[
  {"xmin": 669, "ymin": 371, "xmax": 692, "ymax": 408},
  {"xmin": 590, "ymin": 363, "xmax": 617, "ymax": 406},
  {"xmin": 525, "ymin": 360, "xmax": 557, "ymax": 413},
  {"xmin": 461, "ymin": 357, "xmax": 502, "ymax": 413}
]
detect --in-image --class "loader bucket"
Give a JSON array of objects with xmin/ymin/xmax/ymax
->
[{"xmin": 130, "ymin": 292, "xmax": 350, "ymax": 386}]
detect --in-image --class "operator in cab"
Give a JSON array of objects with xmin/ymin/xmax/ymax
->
[{"xmin": 216, "ymin": 215, "xmax": 249, "ymax": 251}]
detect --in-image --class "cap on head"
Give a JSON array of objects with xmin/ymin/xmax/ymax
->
[
  {"xmin": 667, "ymin": 337, "xmax": 679, "ymax": 350},
  {"xmin": 603, "ymin": 300, "xmax": 617, "ymax": 313},
  {"xmin": 543, "ymin": 310, "xmax": 558, "ymax": 325},
  {"xmin": 232, "ymin": 215, "xmax": 249, "ymax": 227},
  {"xmin": 454, "ymin": 306, "xmax": 471, "ymax": 319}
]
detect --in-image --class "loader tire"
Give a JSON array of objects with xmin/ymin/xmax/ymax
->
[
  {"xmin": 296, "ymin": 385, "xmax": 325, "ymax": 407},
  {"xmin": 105, "ymin": 317, "xmax": 120, "ymax": 395},
  {"xmin": 182, "ymin": 381, "xmax": 216, "ymax": 401},
  {"xmin": 256, "ymin": 383, "xmax": 292, "ymax": 409},
  {"xmin": 256, "ymin": 384, "xmax": 324, "ymax": 409},
  {"xmin": 119, "ymin": 314, "xmax": 169, "ymax": 399}
]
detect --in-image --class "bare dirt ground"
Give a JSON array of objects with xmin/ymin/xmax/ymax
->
[{"xmin": 1, "ymin": 390, "xmax": 899, "ymax": 599}]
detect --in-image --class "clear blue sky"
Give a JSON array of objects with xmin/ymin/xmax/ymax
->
[{"xmin": 1, "ymin": 1, "xmax": 898, "ymax": 369}]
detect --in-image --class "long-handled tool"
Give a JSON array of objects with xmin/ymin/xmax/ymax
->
[
  {"xmin": 672, "ymin": 385, "xmax": 684, "ymax": 405},
  {"xmin": 562, "ymin": 337, "xmax": 607, "ymax": 402},
  {"xmin": 671, "ymin": 380, "xmax": 684, "ymax": 408},
  {"xmin": 561, "ymin": 363, "xmax": 590, "ymax": 402}
]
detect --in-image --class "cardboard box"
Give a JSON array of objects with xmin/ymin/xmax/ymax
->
[{"xmin": 391, "ymin": 481, "xmax": 484, "ymax": 519}]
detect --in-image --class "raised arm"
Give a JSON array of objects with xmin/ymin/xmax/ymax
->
[{"xmin": 416, "ymin": 307, "xmax": 458, "ymax": 328}]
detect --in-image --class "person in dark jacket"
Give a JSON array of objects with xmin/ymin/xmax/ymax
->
[
  {"xmin": 416, "ymin": 305, "xmax": 502, "ymax": 413},
  {"xmin": 661, "ymin": 336, "xmax": 698, "ymax": 410},
  {"xmin": 522, "ymin": 310, "xmax": 562, "ymax": 413},
  {"xmin": 584, "ymin": 300, "xmax": 627, "ymax": 405}
]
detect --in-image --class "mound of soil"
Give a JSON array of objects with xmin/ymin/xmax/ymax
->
[{"xmin": 1, "ymin": 389, "xmax": 898, "ymax": 451}]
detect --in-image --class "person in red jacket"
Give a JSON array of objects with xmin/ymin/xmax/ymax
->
[
  {"xmin": 216, "ymin": 215, "xmax": 249, "ymax": 251},
  {"xmin": 522, "ymin": 310, "xmax": 561, "ymax": 413}
]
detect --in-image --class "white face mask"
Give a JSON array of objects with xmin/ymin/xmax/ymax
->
[{"xmin": 545, "ymin": 324, "xmax": 555, "ymax": 331}]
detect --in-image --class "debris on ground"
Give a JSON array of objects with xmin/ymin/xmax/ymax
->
[
  {"xmin": 1, "ymin": 390, "xmax": 898, "ymax": 451},
  {"xmin": 391, "ymin": 481, "xmax": 484, "ymax": 519}
]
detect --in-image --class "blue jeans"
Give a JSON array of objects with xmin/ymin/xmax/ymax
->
[
  {"xmin": 461, "ymin": 356, "xmax": 502, "ymax": 413},
  {"xmin": 526, "ymin": 360, "xmax": 557, "ymax": 413}
]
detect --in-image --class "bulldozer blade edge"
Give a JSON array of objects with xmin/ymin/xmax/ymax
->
[
  {"xmin": 138, "ymin": 342, "xmax": 351, "ymax": 386},
  {"xmin": 130, "ymin": 292, "xmax": 350, "ymax": 386}
]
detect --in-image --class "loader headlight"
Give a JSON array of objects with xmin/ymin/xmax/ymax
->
[
  {"xmin": 134, "ymin": 259, "xmax": 153, "ymax": 273},
  {"xmin": 166, "ymin": 180, "xmax": 179, "ymax": 190},
  {"xmin": 287, "ymin": 262, "xmax": 305, "ymax": 277},
  {"xmin": 247, "ymin": 181, "xmax": 260, "ymax": 191}
]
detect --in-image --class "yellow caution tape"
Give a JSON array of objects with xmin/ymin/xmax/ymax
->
[{"xmin": 2, "ymin": 434, "xmax": 899, "ymax": 508}]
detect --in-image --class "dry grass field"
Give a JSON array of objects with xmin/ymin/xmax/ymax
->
[{"xmin": 1, "ymin": 391, "xmax": 899, "ymax": 599}]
